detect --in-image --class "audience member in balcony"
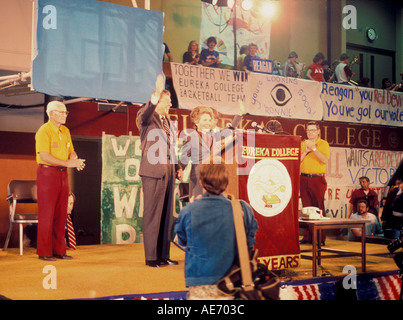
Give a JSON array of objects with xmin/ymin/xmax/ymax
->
[
  {"xmin": 183, "ymin": 40, "xmax": 200, "ymax": 65},
  {"xmin": 243, "ymin": 43, "xmax": 260, "ymax": 72},
  {"xmin": 358, "ymin": 77, "xmax": 371, "ymax": 88},
  {"xmin": 283, "ymin": 51, "xmax": 299, "ymax": 78},
  {"xmin": 237, "ymin": 45, "xmax": 249, "ymax": 71},
  {"xmin": 306, "ymin": 52, "xmax": 325, "ymax": 82},
  {"xmin": 163, "ymin": 42, "xmax": 173, "ymax": 62},
  {"xmin": 200, "ymin": 36, "xmax": 221, "ymax": 68},
  {"xmin": 335, "ymin": 53, "xmax": 353, "ymax": 85},
  {"xmin": 381, "ymin": 78, "xmax": 402, "ymax": 91},
  {"xmin": 322, "ymin": 60, "xmax": 337, "ymax": 83}
]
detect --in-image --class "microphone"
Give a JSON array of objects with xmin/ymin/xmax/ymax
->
[
  {"xmin": 226, "ymin": 122, "xmax": 235, "ymax": 130},
  {"xmin": 251, "ymin": 122, "xmax": 274, "ymax": 134}
]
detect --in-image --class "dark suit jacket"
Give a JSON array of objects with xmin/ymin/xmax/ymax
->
[
  {"xmin": 137, "ymin": 100, "xmax": 179, "ymax": 179},
  {"xmin": 137, "ymin": 99, "xmax": 180, "ymax": 261}
]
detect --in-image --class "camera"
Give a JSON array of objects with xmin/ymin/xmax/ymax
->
[
  {"xmin": 393, "ymin": 252, "xmax": 403, "ymax": 270},
  {"xmin": 387, "ymin": 234, "xmax": 403, "ymax": 253},
  {"xmin": 387, "ymin": 230, "xmax": 403, "ymax": 270}
]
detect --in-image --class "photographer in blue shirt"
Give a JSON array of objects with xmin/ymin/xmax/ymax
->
[{"xmin": 175, "ymin": 162, "xmax": 258, "ymax": 300}]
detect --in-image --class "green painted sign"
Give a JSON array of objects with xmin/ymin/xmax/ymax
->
[
  {"xmin": 101, "ymin": 134, "xmax": 143, "ymax": 244},
  {"xmin": 101, "ymin": 133, "xmax": 189, "ymax": 244}
]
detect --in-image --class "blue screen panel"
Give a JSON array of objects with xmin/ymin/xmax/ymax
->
[{"xmin": 32, "ymin": 0, "xmax": 164, "ymax": 103}]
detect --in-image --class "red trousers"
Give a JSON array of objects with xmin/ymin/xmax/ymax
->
[
  {"xmin": 36, "ymin": 165, "xmax": 69, "ymax": 257},
  {"xmin": 300, "ymin": 175, "xmax": 327, "ymax": 242}
]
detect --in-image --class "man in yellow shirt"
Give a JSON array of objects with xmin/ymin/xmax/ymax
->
[
  {"xmin": 300, "ymin": 121, "xmax": 330, "ymax": 245},
  {"xmin": 35, "ymin": 101, "xmax": 85, "ymax": 261}
]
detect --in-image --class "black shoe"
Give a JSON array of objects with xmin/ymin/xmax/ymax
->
[
  {"xmin": 146, "ymin": 260, "xmax": 163, "ymax": 268},
  {"xmin": 160, "ymin": 258, "xmax": 178, "ymax": 266},
  {"xmin": 39, "ymin": 255, "xmax": 57, "ymax": 261},
  {"xmin": 53, "ymin": 254, "xmax": 73, "ymax": 260},
  {"xmin": 320, "ymin": 242, "xmax": 325, "ymax": 246},
  {"xmin": 299, "ymin": 239, "xmax": 310, "ymax": 244}
]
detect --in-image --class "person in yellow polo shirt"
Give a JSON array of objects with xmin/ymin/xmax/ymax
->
[
  {"xmin": 300, "ymin": 121, "xmax": 330, "ymax": 245},
  {"xmin": 35, "ymin": 101, "xmax": 85, "ymax": 261}
]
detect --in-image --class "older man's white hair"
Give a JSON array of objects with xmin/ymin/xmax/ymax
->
[{"xmin": 46, "ymin": 101, "xmax": 66, "ymax": 117}]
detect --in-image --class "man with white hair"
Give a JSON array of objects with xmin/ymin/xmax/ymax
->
[{"xmin": 35, "ymin": 101, "xmax": 85, "ymax": 261}]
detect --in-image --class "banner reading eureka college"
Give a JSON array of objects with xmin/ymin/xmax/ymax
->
[
  {"xmin": 171, "ymin": 62, "xmax": 248, "ymax": 114},
  {"xmin": 171, "ymin": 63, "xmax": 323, "ymax": 120}
]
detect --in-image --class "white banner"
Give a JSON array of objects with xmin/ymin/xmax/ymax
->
[
  {"xmin": 321, "ymin": 82, "xmax": 403, "ymax": 127},
  {"xmin": 171, "ymin": 62, "xmax": 248, "ymax": 114},
  {"xmin": 324, "ymin": 146, "xmax": 403, "ymax": 218},
  {"xmin": 171, "ymin": 61, "xmax": 403, "ymax": 127},
  {"xmin": 247, "ymin": 73, "xmax": 323, "ymax": 120}
]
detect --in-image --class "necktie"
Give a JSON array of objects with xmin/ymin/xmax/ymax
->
[
  {"xmin": 202, "ymin": 131, "xmax": 211, "ymax": 148},
  {"xmin": 162, "ymin": 117, "xmax": 171, "ymax": 143},
  {"xmin": 66, "ymin": 214, "xmax": 77, "ymax": 250}
]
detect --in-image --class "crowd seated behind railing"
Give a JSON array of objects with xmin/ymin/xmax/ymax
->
[{"xmin": 166, "ymin": 40, "xmax": 403, "ymax": 92}]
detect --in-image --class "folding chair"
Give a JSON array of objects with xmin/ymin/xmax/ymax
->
[{"xmin": 3, "ymin": 180, "xmax": 38, "ymax": 255}]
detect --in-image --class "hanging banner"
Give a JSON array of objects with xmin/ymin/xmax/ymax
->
[
  {"xmin": 101, "ymin": 133, "xmax": 144, "ymax": 244},
  {"xmin": 200, "ymin": 2, "xmax": 271, "ymax": 67},
  {"xmin": 171, "ymin": 62, "xmax": 248, "ymax": 114},
  {"xmin": 321, "ymin": 82, "xmax": 403, "ymax": 127},
  {"xmin": 101, "ymin": 132, "xmax": 189, "ymax": 244},
  {"xmin": 32, "ymin": 0, "xmax": 164, "ymax": 103},
  {"xmin": 247, "ymin": 73, "xmax": 323, "ymax": 120},
  {"xmin": 324, "ymin": 146, "xmax": 403, "ymax": 219},
  {"xmin": 237, "ymin": 132, "xmax": 301, "ymax": 270}
]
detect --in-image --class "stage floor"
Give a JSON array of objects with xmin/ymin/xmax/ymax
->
[{"xmin": 0, "ymin": 239, "xmax": 398, "ymax": 300}]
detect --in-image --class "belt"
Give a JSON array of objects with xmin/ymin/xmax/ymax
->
[
  {"xmin": 40, "ymin": 164, "xmax": 67, "ymax": 172},
  {"xmin": 301, "ymin": 173, "xmax": 325, "ymax": 177}
]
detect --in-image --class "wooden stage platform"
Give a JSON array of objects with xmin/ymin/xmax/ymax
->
[{"xmin": 0, "ymin": 238, "xmax": 400, "ymax": 300}]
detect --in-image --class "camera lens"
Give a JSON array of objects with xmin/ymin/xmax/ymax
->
[
  {"xmin": 387, "ymin": 238, "xmax": 403, "ymax": 253},
  {"xmin": 393, "ymin": 252, "xmax": 403, "ymax": 270}
]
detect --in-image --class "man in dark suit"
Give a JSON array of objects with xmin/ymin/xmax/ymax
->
[{"xmin": 137, "ymin": 74, "xmax": 183, "ymax": 267}]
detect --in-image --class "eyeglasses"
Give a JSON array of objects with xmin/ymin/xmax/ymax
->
[
  {"xmin": 54, "ymin": 110, "xmax": 69, "ymax": 115},
  {"xmin": 306, "ymin": 129, "xmax": 317, "ymax": 132}
]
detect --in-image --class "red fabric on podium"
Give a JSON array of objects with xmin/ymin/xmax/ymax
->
[{"xmin": 236, "ymin": 132, "xmax": 301, "ymax": 269}]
